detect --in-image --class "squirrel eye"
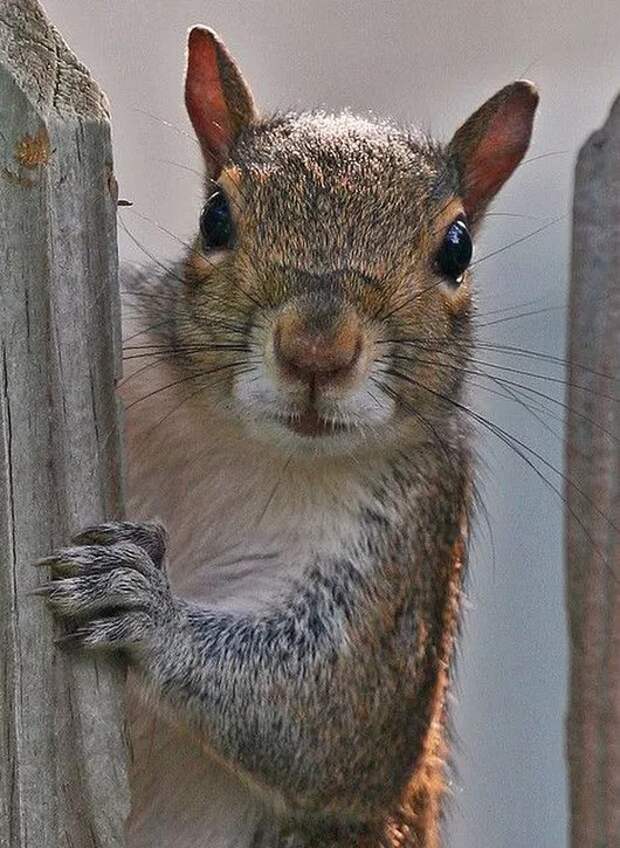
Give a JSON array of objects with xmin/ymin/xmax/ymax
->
[
  {"xmin": 436, "ymin": 219, "xmax": 473, "ymax": 284},
  {"xmin": 199, "ymin": 190, "xmax": 234, "ymax": 251}
]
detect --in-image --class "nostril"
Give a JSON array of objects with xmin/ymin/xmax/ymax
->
[{"xmin": 274, "ymin": 324, "xmax": 362, "ymax": 384}]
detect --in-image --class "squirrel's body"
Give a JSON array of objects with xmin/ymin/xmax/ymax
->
[
  {"xmin": 121, "ymin": 342, "xmax": 467, "ymax": 848},
  {"xmin": 120, "ymin": 310, "xmax": 470, "ymax": 847},
  {"xmin": 41, "ymin": 29, "xmax": 538, "ymax": 848}
]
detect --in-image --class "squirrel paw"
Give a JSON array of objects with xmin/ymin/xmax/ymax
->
[
  {"xmin": 71, "ymin": 519, "xmax": 168, "ymax": 569},
  {"xmin": 34, "ymin": 528, "xmax": 175, "ymax": 652}
]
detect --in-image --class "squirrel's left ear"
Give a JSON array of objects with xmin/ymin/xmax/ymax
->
[
  {"xmin": 185, "ymin": 27, "xmax": 258, "ymax": 177},
  {"xmin": 448, "ymin": 81, "xmax": 539, "ymax": 221}
]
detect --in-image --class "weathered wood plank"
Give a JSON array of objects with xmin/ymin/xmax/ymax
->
[
  {"xmin": 0, "ymin": 1, "xmax": 129, "ymax": 846},
  {"xmin": 566, "ymin": 92, "xmax": 620, "ymax": 848}
]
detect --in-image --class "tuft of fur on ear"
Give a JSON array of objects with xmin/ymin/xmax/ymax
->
[
  {"xmin": 448, "ymin": 81, "xmax": 539, "ymax": 221},
  {"xmin": 185, "ymin": 26, "xmax": 258, "ymax": 177}
]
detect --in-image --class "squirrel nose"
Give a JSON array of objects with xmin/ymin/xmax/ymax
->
[{"xmin": 274, "ymin": 311, "xmax": 362, "ymax": 385}]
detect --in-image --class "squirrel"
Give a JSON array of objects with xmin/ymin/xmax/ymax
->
[{"xmin": 38, "ymin": 25, "xmax": 538, "ymax": 848}]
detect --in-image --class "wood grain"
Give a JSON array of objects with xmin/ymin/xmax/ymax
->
[
  {"xmin": 566, "ymin": 92, "xmax": 620, "ymax": 848},
  {"xmin": 0, "ymin": 1, "xmax": 129, "ymax": 846}
]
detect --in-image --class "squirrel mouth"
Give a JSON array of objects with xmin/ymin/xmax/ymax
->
[{"xmin": 279, "ymin": 408, "xmax": 350, "ymax": 438}]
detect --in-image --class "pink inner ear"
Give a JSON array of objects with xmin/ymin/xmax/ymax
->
[
  {"xmin": 185, "ymin": 29, "xmax": 233, "ymax": 169},
  {"xmin": 463, "ymin": 94, "xmax": 536, "ymax": 217}
]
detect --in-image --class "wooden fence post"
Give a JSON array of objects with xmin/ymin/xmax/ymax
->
[
  {"xmin": 0, "ymin": 2, "xmax": 129, "ymax": 846},
  {"xmin": 566, "ymin": 93, "xmax": 620, "ymax": 848}
]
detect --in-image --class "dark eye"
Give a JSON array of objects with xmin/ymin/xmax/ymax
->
[
  {"xmin": 199, "ymin": 190, "xmax": 234, "ymax": 251},
  {"xmin": 436, "ymin": 219, "xmax": 473, "ymax": 284}
]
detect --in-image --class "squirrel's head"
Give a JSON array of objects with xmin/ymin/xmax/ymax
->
[{"xmin": 176, "ymin": 27, "xmax": 538, "ymax": 456}]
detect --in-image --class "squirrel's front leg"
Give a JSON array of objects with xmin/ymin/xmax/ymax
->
[{"xmin": 38, "ymin": 521, "xmax": 427, "ymax": 836}]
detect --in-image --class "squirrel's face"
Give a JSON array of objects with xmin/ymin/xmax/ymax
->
[
  {"xmin": 176, "ymin": 28, "xmax": 538, "ymax": 456},
  {"xmin": 182, "ymin": 115, "xmax": 474, "ymax": 454}
]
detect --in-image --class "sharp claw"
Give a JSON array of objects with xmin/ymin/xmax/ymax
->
[
  {"xmin": 33, "ymin": 555, "xmax": 58, "ymax": 569},
  {"xmin": 70, "ymin": 534, "xmax": 88, "ymax": 545},
  {"xmin": 54, "ymin": 631, "xmax": 83, "ymax": 647},
  {"xmin": 32, "ymin": 554, "xmax": 80, "ymax": 578},
  {"xmin": 28, "ymin": 584, "xmax": 56, "ymax": 597},
  {"xmin": 71, "ymin": 530, "xmax": 98, "ymax": 545}
]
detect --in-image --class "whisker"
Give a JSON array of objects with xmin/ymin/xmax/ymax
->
[
  {"xmin": 143, "ymin": 366, "xmax": 257, "ymax": 436},
  {"xmin": 123, "ymin": 208, "xmax": 266, "ymax": 313},
  {"xmin": 125, "ymin": 361, "xmax": 247, "ymax": 410},
  {"xmin": 370, "ymin": 377, "xmax": 458, "ymax": 474},
  {"xmin": 374, "ymin": 279, "xmax": 443, "ymax": 323},
  {"xmin": 134, "ymin": 107, "xmax": 197, "ymax": 143},
  {"xmin": 119, "ymin": 217, "xmax": 192, "ymax": 288},
  {"xmin": 475, "ymin": 295, "xmax": 550, "ymax": 317},
  {"xmin": 478, "ymin": 304, "xmax": 568, "ymax": 328},
  {"xmin": 377, "ymin": 335, "xmax": 616, "ymax": 381},
  {"xmin": 383, "ymin": 367, "xmax": 619, "ymax": 557},
  {"xmin": 256, "ymin": 454, "xmax": 294, "ymax": 529},
  {"xmin": 157, "ymin": 158, "xmax": 202, "ymax": 177},
  {"xmin": 464, "ymin": 356, "xmax": 617, "ymax": 400},
  {"xmin": 387, "ymin": 351, "xmax": 618, "ymax": 445},
  {"xmin": 521, "ymin": 150, "xmax": 570, "ymax": 166},
  {"xmin": 470, "ymin": 215, "xmax": 565, "ymax": 267},
  {"xmin": 483, "ymin": 212, "xmax": 545, "ymax": 221},
  {"xmin": 123, "ymin": 342, "xmax": 251, "ymax": 354},
  {"xmin": 118, "ymin": 354, "xmax": 173, "ymax": 387}
]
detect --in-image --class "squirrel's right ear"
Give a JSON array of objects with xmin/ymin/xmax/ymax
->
[
  {"xmin": 185, "ymin": 27, "xmax": 258, "ymax": 177},
  {"xmin": 448, "ymin": 81, "xmax": 539, "ymax": 221}
]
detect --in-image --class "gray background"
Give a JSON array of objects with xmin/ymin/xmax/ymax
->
[{"xmin": 42, "ymin": 2, "xmax": 620, "ymax": 846}]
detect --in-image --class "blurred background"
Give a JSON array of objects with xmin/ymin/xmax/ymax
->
[{"xmin": 42, "ymin": 2, "xmax": 620, "ymax": 845}]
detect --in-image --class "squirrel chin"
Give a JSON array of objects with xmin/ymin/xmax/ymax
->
[
  {"xmin": 234, "ymin": 409, "xmax": 413, "ymax": 461},
  {"xmin": 241, "ymin": 413, "xmax": 375, "ymax": 458}
]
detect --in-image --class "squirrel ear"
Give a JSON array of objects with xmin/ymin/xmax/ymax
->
[
  {"xmin": 185, "ymin": 27, "xmax": 258, "ymax": 177},
  {"xmin": 448, "ymin": 81, "xmax": 539, "ymax": 220}
]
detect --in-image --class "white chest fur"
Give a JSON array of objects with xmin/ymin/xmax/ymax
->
[{"xmin": 121, "ymin": 355, "xmax": 389, "ymax": 612}]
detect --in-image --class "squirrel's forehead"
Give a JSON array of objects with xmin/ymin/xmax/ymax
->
[{"xmin": 233, "ymin": 115, "xmax": 446, "ymax": 201}]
